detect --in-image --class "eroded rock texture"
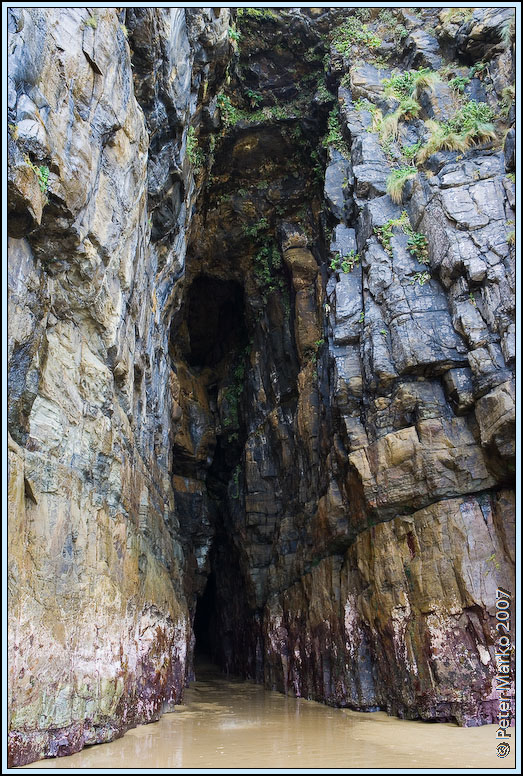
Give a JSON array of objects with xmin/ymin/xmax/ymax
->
[
  {"xmin": 8, "ymin": 7, "xmax": 515, "ymax": 766},
  {"xmin": 7, "ymin": 7, "xmax": 229, "ymax": 766}
]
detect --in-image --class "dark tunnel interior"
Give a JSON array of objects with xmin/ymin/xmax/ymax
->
[
  {"xmin": 193, "ymin": 572, "xmax": 218, "ymax": 662},
  {"xmin": 182, "ymin": 275, "xmax": 255, "ymax": 677},
  {"xmin": 185, "ymin": 276, "xmax": 248, "ymax": 368}
]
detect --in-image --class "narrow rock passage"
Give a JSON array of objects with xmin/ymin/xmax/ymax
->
[
  {"xmin": 24, "ymin": 669, "xmax": 514, "ymax": 770},
  {"xmin": 193, "ymin": 575, "xmax": 217, "ymax": 662},
  {"xmin": 8, "ymin": 7, "xmax": 515, "ymax": 766}
]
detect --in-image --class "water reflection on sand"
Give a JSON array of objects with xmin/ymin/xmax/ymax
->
[{"xmin": 25, "ymin": 666, "xmax": 513, "ymax": 769}]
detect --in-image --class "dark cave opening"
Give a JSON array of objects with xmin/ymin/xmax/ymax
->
[
  {"xmin": 193, "ymin": 535, "xmax": 260, "ymax": 680},
  {"xmin": 179, "ymin": 273, "xmax": 256, "ymax": 676},
  {"xmin": 185, "ymin": 275, "xmax": 248, "ymax": 368},
  {"xmin": 193, "ymin": 571, "xmax": 218, "ymax": 662}
]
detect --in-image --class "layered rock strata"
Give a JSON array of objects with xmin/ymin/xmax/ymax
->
[
  {"xmin": 8, "ymin": 7, "xmax": 230, "ymax": 765},
  {"xmin": 8, "ymin": 7, "xmax": 515, "ymax": 766}
]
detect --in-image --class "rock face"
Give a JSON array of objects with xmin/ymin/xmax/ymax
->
[
  {"xmin": 7, "ymin": 7, "xmax": 229, "ymax": 766},
  {"xmin": 8, "ymin": 7, "xmax": 515, "ymax": 767}
]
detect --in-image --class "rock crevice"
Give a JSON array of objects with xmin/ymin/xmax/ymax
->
[{"xmin": 8, "ymin": 7, "xmax": 515, "ymax": 766}]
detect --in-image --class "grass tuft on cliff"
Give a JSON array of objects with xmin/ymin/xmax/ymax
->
[
  {"xmin": 416, "ymin": 102, "xmax": 496, "ymax": 164},
  {"xmin": 416, "ymin": 120, "xmax": 468, "ymax": 163},
  {"xmin": 380, "ymin": 98, "xmax": 420, "ymax": 142},
  {"xmin": 383, "ymin": 68, "xmax": 440, "ymax": 101},
  {"xmin": 386, "ymin": 167, "xmax": 418, "ymax": 203}
]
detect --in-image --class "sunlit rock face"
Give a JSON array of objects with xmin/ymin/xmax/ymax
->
[{"xmin": 8, "ymin": 7, "xmax": 515, "ymax": 766}]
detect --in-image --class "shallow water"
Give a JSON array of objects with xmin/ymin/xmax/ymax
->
[{"xmin": 25, "ymin": 666, "xmax": 514, "ymax": 769}]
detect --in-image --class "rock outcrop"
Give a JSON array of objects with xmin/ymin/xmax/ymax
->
[{"xmin": 8, "ymin": 7, "xmax": 515, "ymax": 766}]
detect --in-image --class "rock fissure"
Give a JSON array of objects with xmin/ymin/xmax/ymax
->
[{"xmin": 7, "ymin": 6, "xmax": 515, "ymax": 767}]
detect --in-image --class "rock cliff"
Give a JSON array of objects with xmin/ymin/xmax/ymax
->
[{"xmin": 8, "ymin": 7, "xmax": 515, "ymax": 766}]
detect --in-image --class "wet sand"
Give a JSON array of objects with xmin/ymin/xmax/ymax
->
[{"xmin": 24, "ymin": 667, "xmax": 514, "ymax": 769}]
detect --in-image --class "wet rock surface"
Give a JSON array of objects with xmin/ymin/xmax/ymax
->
[{"xmin": 8, "ymin": 7, "xmax": 515, "ymax": 767}]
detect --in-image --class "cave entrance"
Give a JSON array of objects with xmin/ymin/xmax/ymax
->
[
  {"xmin": 193, "ymin": 535, "xmax": 260, "ymax": 680},
  {"xmin": 185, "ymin": 276, "xmax": 248, "ymax": 368},
  {"xmin": 193, "ymin": 571, "xmax": 217, "ymax": 663},
  {"xmin": 179, "ymin": 274, "xmax": 255, "ymax": 678}
]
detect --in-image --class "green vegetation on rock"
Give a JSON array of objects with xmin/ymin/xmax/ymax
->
[
  {"xmin": 331, "ymin": 16, "xmax": 381, "ymax": 53},
  {"xmin": 448, "ymin": 100, "xmax": 496, "ymax": 136},
  {"xmin": 406, "ymin": 231, "xmax": 429, "ymax": 264},
  {"xmin": 411, "ymin": 271, "xmax": 431, "ymax": 286},
  {"xmin": 469, "ymin": 61, "xmax": 489, "ymax": 79},
  {"xmin": 401, "ymin": 141, "xmax": 422, "ymax": 161},
  {"xmin": 448, "ymin": 75, "xmax": 471, "ymax": 93},
  {"xmin": 323, "ymin": 107, "xmax": 349, "ymax": 155},
  {"xmin": 242, "ymin": 218, "xmax": 286, "ymax": 300},
  {"xmin": 242, "ymin": 217, "xmax": 269, "ymax": 239},
  {"xmin": 383, "ymin": 68, "xmax": 440, "ymax": 101},
  {"xmin": 254, "ymin": 242, "xmax": 283, "ymax": 294},
  {"xmin": 440, "ymin": 8, "xmax": 473, "ymax": 24},
  {"xmin": 374, "ymin": 210, "xmax": 429, "ymax": 265},
  {"xmin": 386, "ymin": 167, "xmax": 418, "ymax": 203},
  {"xmin": 377, "ymin": 9, "xmax": 409, "ymax": 41},
  {"xmin": 416, "ymin": 120, "xmax": 468, "ymax": 163},
  {"xmin": 380, "ymin": 98, "xmax": 420, "ymax": 143},
  {"xmin": 500, "ymin": 85, "xmax": 515, "ymax": 119},
  {"xmin": 217, "ymin": 93, "xmax": 239, "ymax": 128},
  {"xmin": 245, "ymin": 88, "xmax": 263, "ymax": 107},
  {"xmin": 217, "ymin": 91, "xmax": 311, "ymax": 131},
  {"xmin": 500, "ymin": 16, "xmax": 515, "ymax": 48},
  {"xmin": 372, "ymin": 67, "xmax": 498, "ymax": 167},
  {"xmin": 23, "ymin": 154, "xmax": 50, "ymax": 193},
  {"xmin": 416, "ymin": 101, "xmax": 496, "ymax": 163},
  {"xmin": 237, "ymin": 8, "xmax": 278, "ymax": 21},
  {"xmin": 186, "ymin": 126, "xmax": 204, "ymax": 169},
  {"xmin": 330, "ymin": 249, "xmax": 360, "ymax": 273}
]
